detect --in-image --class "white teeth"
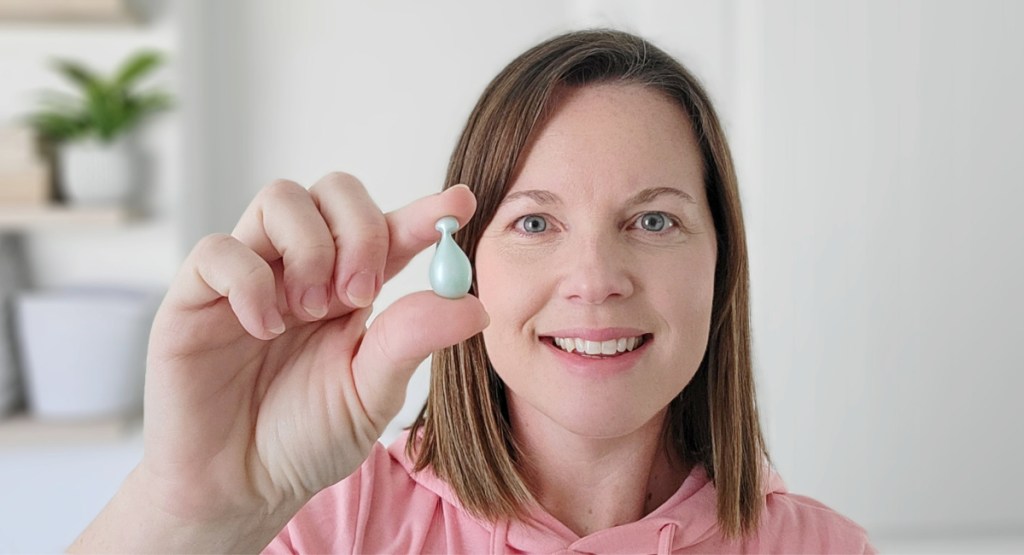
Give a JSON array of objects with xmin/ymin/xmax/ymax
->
[{"xmin": 550, "ymin": 335, "xmax": 646, "ymax": 355}]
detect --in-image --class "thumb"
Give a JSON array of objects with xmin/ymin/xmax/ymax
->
[{"xmin": 351, "ymin": 290, "xmax": 489, "ymax": 431}]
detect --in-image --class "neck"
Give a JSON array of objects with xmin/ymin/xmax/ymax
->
[{"xmin": 510, "ymin": 402, "xmax": 689, "ymax": 537}]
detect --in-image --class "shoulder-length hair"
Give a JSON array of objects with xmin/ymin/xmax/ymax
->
[{"xmin": 408, "ymin": 28, "xmax": 770, "ymax": 541}]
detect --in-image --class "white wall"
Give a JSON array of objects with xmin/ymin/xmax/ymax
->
[{"xmin": 742, "ymin": 0, "xmax": 1024, "ymax": 540}]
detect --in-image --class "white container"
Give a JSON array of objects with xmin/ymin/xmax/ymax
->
[
  {"xmin": 14, "ymin": 287, "xmax": 157, "ymax": 420},
  {"xmin": 57, "ymin": 136, "xmax": 138, "ymax": 205}
]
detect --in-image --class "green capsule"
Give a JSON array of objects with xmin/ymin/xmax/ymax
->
[{"xmin": 429, "ymin": 216, "xmax": 472, "ymax": 299}]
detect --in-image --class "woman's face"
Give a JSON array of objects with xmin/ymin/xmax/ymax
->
[{"xmin": 475, "ymin": 84, "xmax": 718, "ymax": 439}]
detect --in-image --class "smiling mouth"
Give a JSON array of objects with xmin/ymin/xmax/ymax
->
[{"xmin": 541, "ymin": 334, "xmax": 652, "ymax": 358}]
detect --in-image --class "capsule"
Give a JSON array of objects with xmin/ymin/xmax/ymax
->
[{"xmin": 429, "ymin": 216, "xmax": 472, "ymax": 299}]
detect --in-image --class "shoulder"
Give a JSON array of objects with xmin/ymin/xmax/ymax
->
[
  {"xmin": 753, "ymin": 489, "xmax": 876, "ymax": 553},
  {"xmin": 264, "ymin": 433, "xmax": 491, "ymax": 554}
]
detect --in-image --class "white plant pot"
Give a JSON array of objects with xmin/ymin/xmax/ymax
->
[
  {"xmin": 58, "ymin": 136, "xmax": 139, "ymax": 205},
  {"xmin": 14, "ymin": 287, "xmax": 157, "ymax": 420}
]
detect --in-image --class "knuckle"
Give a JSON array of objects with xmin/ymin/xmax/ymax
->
[
  {"xmin": 239, "ymin": 259, "xmax": 273, "ymax": 287},
  {"xmin": 193, "ymin": 233, "xmax": 236, "ymax": 257},
  {"xmin": 362, "ymin": 231, "xmax": 389, "ymax": 264},
  {"xmin": 371, "ymin": 220, "xmax": 390, "ymax": 243},
  {"xmin": 313, "ymin": 171, "xmax": 367, "ymax": 196},
  {"xmin": 224, "ymin": 256, "xmax": 274, "ymax": 300},
  {"xmin": 323, "ymin": 171, "xmax": 362, "ymax": 189},
  {"xmin": 304, "ymin": 241, "xmax": 336, "ymax": 258},
  {"xmin": 261, "ymin": 178, "xmax": 306, "ymax": 201},
  {"xmin": 349, "ymin": 218, "xmax": 389, "ymax": 250},
  {"xmin": 293, "ymin": 242, "xmax": 336, "ymax": 270}
]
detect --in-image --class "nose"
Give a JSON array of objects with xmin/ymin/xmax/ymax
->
[{"xmin": 556, "ymin": 233, "xmax": 635, "ymax": 304}]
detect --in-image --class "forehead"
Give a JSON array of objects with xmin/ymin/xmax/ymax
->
[{"xmin": 506, "ymin": 83, "xmax": 704, "ymax": 200}]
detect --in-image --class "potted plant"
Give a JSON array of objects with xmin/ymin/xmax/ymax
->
[{"xmin": 26, "ymin": 51, "xmax": 173, "ymax": 206}]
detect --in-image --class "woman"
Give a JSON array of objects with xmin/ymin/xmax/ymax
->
[{"xmin": 72, "ymin": 30, "xmax": 874, "ymax": 553}]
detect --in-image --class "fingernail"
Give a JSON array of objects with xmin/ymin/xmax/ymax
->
[
  {"xmin": 346, "ymin": 270, "xmax": 376, "ymax": 308},
  {"xmin": 301, "ymin": 286, "xmax": 329, "ymax": 319},
  {"xmin": 450, "ymin": 183, "xmax": 470, "ymax": 192},
  {"xmin": 264, "ymin": 310, "xmax": 286, "ymax": 336}
]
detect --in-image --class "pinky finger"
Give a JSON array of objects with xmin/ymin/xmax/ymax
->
[{"xmin": 170, "ymin": 233, "xmax": 285, "ymax": 341}]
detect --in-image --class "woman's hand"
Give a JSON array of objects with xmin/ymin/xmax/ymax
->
[{"xmin": 71, "ymin": 173, "xmax": 487, "ymax": 552}]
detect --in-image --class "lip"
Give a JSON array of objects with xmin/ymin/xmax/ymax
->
[{"xmin": 539, "ymin": 329, "xmax": 652, "ymax": 377}]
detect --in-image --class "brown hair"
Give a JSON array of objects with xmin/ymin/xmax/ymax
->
[{"xmin": 408, "ymin": 28, "xmax": 770, "ymax": 540}]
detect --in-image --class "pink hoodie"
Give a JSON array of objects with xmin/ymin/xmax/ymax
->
[{"xmin": 266, "ymin": 432, "xmax": 875, "ymax": 554}]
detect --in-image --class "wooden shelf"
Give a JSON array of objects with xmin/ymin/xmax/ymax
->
[
  {"xmin": 0, "ymin": 0, "xmax": 137, "ymax": 23},
  {"xmin": 0, "ymin": 204, "xmax": 133, "ymax": 231},
  {"xmin": 0, "ymin": 412, "xmax": 141, "ymax": 447}
]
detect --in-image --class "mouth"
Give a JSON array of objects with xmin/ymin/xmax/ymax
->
[{"xmin": 540, "ymin": 333, "xmax": 652, "ymax": 358}]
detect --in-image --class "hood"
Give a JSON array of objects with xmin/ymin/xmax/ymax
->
[{"xmin": 387, "ymin": 432, "xmax": 787, "ymax": 554}]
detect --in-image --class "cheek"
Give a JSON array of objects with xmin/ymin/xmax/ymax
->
[
  {"xmin": 647, "ymin": 240, "xmax": 716, "ymax": 298},
  {"xmin": 475, "ymin": 240, "xmax": 552, "ymax": 314},
  {"xmin": 475, "ymin": 242, "xmax": 530, "ymax": 357},
  {"xmin": 649, "ymin": 248, "xmax": 717, "ymax": 358},
  {"xmin": 475, "ymin": 239, "xmax": 564, "ymax": 388},
  {"xmin": 474, "ymin": 242, "xmax": 511, "ymax": 313},
  {"xmin": 477, "ymin": 243, "xmax": 528, "ymax": 325}
]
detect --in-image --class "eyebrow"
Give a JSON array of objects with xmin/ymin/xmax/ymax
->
[
  {"xmin": 629, "ymin": 186, "xmax": 697, "ymax": 206},
  {"xmin": 500, "ymin": 189, "xmax": 562, "ymax": 206},
  {"xmin": 500, "ymin": 186, "xmax": 696, "ymax": 207}
]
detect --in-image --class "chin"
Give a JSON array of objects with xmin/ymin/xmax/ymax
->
[{"xmin": 526, "ymin": 391, "xmax": 668, "ymax": 440}]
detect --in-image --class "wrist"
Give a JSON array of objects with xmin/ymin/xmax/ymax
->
[{"xmin": 69, "ymin": 465, "xmax": 309, "ymax": 553}]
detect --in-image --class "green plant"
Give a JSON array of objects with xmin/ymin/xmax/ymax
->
[{"xmin": 27, "ymin": 50, "xmax": 173, "ymax": 144}]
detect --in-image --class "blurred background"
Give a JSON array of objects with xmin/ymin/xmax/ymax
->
[{"xmin": 0, "ymin": 0, "xmax": 1021, "ymax": 552}]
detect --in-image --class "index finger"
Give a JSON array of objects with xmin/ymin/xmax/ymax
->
[{"xmin": 382, "ymin": 184, "xmax": 477, "ymax": 283}]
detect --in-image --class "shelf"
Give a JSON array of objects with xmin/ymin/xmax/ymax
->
[
  {"xmin": 0, "ymin": 0, "xmax": 136, "ymax": 23},
  {"xmin": 0, "ymin": 412, "xmax": 141, "ymax": 447},
  {"xmin": 0, "ymin": 204, "xmax": 133, "ymax": 231}
]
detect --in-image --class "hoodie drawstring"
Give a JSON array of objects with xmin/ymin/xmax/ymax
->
[
  {"xmin": 490, "ymin": 519, "xmax": 508, "ymax": 555},
  {"xmin": 657, "ymin": 522, "xmax": 677, "ymax": 555},
  {"xmin": 491, "ymin": 518, "xmax": 680, "ymax": 554}
]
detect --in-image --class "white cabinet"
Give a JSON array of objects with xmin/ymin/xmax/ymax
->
[{"xmin": 0, "ymin": 420, "xmax": 142, "ymax": 553}]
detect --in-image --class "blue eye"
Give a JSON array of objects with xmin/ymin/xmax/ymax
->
[
  {"xmin": 517, "ymin": 215, "xmax": 547, "ymax": 233},
  {"xmin": 637, "ymin": 212, "xmax": 672, "ymax": 232}
]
